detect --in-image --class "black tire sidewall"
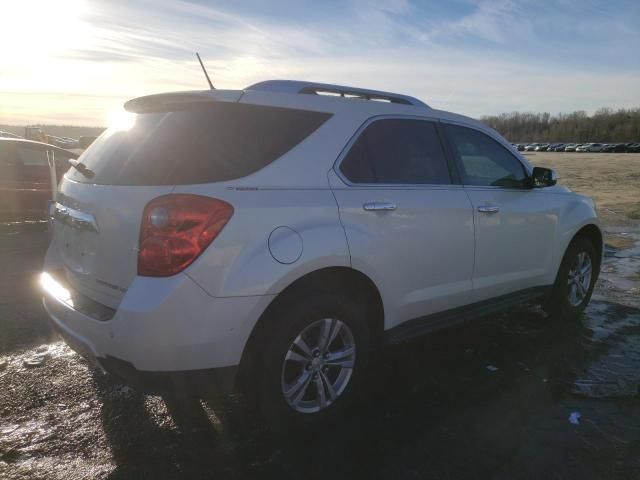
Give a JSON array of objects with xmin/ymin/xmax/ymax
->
[
  {"xmin": 549, "ymin": 237, "xmax": 598, "ymax": 320},
  {"xmin": 256, "ymin": 292, "xmax": 370, "ymax": 431}
]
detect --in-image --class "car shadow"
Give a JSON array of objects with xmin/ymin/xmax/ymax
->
[{"xmin": 94, "ymin": 301, "xmax": 639, "ymax": 479}]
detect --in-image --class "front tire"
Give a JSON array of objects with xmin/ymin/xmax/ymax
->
[
  {"xmin": 254, "ymin": 292, "xmax": 370, "ymax": 431},
  {"xmin": 545, "ymin": 237, "xmax": 598, "ymax": 320}
]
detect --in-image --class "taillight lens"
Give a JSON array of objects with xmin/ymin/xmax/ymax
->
[{"xmin": 138, "ymin": 194, "xmax": 233, "ymax": 277}]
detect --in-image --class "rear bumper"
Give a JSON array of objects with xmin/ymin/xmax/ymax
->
[
  {"xmin": 98, "ymin": 356, "xmax": 238, "ymax": 396},
  {"xmin": 46, "ymin": 312, "xmax": 237, "ymax": 394},
  {"xmin": 41, "ymin": 271, "xmax": 274, "ymax": 393}
]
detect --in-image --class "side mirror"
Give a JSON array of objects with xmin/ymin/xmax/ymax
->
[{"xmin": 530, "ymin": 167, "xmax": 558, "ymax": 187}]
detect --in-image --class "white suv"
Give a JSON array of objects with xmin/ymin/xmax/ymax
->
[{"xmin": 41, "ymin": 80, "xmax": 602, "ymax": 427}]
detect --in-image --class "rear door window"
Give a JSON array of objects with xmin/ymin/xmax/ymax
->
[
  {"xmin": 339, "ymin": 119, "xmax": 451, "ymax": 185},
  {"xmin": 66, "ymin": 103, "xmax": 332, "ymax": 185}
]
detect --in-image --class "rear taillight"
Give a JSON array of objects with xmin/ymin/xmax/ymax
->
[{"xmin": 138, "ymin": 194, "xmax": 233, "ymax": 277}]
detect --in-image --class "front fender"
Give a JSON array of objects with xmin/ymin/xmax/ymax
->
[{"xmin": 551, "ymin": 192, "xmax": 602, "ymax": 280}]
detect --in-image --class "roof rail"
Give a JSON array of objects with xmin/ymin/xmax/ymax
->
[{"xmin": 246, "ymin": 80, "xmax": 429, "ymax": 108}]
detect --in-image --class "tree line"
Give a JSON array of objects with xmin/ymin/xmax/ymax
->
[{"xmin": 480, "ymin": 108, "xmax": 640, "ymax": 143}]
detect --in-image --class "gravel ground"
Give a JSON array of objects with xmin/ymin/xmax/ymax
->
[{"xmin": 1, "ymin": 222, "xmax": 639, "ymax": 480}]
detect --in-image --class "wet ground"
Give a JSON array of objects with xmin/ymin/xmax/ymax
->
[{"xmin": 1, "ymin": 223, "xmax": 639, "ymax": 479}]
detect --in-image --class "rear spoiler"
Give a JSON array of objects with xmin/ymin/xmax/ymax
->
[{"xmin": 124, "ymin": 90, "xmax": 243, "ymax": 113}]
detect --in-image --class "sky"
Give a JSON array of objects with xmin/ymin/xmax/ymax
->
[{"xmin": 1, "ymin": 0, "xmax": 639, "ymax": 126}]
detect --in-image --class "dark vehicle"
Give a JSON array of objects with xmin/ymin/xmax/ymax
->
[
  {"xmin": 0, "ymin": 139, "xmax": 78, "ymax": 221},
  {"xmin": 602, "ymin": 144, "xmax": 625, "ymax": 153},
  {"xmin": 625, "ymin": 143, "xmax": 640, "ymax": 153},
  {"xmin": 517, "ymin": 143, "xmax": 526, "ymax": 151},
  {"xmin": 612, "ymin": 143, "xmax": 628, "ymax": 152},
  {"xmin": 554, "ymin": 144, "xmax": 567, "ymax": 151}
]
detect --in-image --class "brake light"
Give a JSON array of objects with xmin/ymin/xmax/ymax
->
[{"xmin": 138, "ymin": 194, "xmax": 233, "ymax": 277}]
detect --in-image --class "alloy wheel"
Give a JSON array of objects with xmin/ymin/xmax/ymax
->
[
  {"xmin": 567, "ymin": 251, "xmax": 592, "ymax": 307},
  {"xmin": 280, "ymin": 318, "xmax": 356, "ymax": 414}
]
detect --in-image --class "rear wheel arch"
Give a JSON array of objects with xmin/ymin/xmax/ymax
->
[{"xmin": 235, "ymin": 266, "xmax": 384, "ymax": 393}]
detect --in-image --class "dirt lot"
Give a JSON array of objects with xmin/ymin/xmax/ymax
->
[
  {"xmin": 527, "ymin": 152, "xmax": 640, "ymax": 227},
  {"xmin": 1, "ymin": 154, "xmax": 639, "ymax": 479}
]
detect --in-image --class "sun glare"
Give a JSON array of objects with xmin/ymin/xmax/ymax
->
[
  {"xmin": 107, "ymin": 109, "xmax": 136, "ymax": 131},
  {"xmin": 0, "ymin": 0, "xmax": 86, "ymax": 63}
]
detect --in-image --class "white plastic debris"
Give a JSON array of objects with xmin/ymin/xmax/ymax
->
[
  {"xmin": 568, "ymin": 411, "xmax": 581, "ymax": 425},
  {"xmin": 23, "ymin": 355, "xmax": 47, "ymax": 368},
  {"xmin": 486, "ymin": 365, "xmax": 498, "ymax": 372}
]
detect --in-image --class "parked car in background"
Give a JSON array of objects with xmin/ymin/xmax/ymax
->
[
  {"xmin": 576, "ymin": 143, "xmax": 602, "ymax": 152},
  {"xmin": 588, "ymin": 143, "xmax": 604, "ymax": 152},
  {"xmin": 627, "ymin": 143, "xmax": 640, "ymax": 153},
  {"xmin": 524, "ymin": 143, "xmax": 539, "ymax": 151},
  {"xmin": 0, "ymin": 130, "xmax": 22, "ymax": 139},
  {"xmin": 534, "ymin": 144, "xmax": 550, "ymax": 151},
  {"xmin": 601, "ymin": 144, "xmax": 619, "ymax": 152},
  {"xmin": 40, "ymin": 80, "xmax": 602, "ymax": 429},
  {"xmin": 79, "ymin": 136, "xmax": 98, "ymax": 149},
  {"xmin": 554, "ymin": 144, "xmax": 567, "ymax": 151},
  {"xmin": 564, "ymin": 144, "xmax": 579, "ymax": 152},
  {"xmin": 0, "ymin": 139, "xmax": 78, "ymax": 221},
  {"xmin": 516, "ymin": 144, "xmax": 526, "ymax": 151},
  {"xmin": 49, "ymin": 136, "xmax": 79, "ymax": 149}
]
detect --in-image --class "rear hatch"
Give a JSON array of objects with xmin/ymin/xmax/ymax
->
[{"xmin": 53, "ymin": 93, "xmax": 331, "ymax": 309}]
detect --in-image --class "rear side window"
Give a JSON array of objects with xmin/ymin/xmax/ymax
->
[
  {"xmin": 66, "ymin": 103, "xmax": 331, "ymax": 185},
  {"xmin": 16, "ymin": 144, "xmax": 48, "ymax": 167},
  {"xmin": 0, "ymin": 142, "xmax": 16, "ymax": 167},
  {"xmin": 444, "ymin": 124, "xmax": 528, "ymax": 188},
  {"xmin": 0, "ymin": 143, "xmax": 21, "ymax": 181},
  {"xmin": 340, "ymin": 119, "xmax": 451, "ymax": 184}
]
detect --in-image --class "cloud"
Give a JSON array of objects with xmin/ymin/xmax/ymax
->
[
  {"xmin": 425, "ymin": 0, "xmax": 528, "ymax": 44},
  {"xmin": 1, "ymin": 0, "xmax": 638, "ymax": 125}
]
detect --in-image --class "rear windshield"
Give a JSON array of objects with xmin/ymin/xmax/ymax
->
[{"xmin": 66, "ymin": 103, "xmax": 332, "ymax": 185}]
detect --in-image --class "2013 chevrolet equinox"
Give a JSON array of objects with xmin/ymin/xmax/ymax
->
[{"xmin": 41, "ymin": 80, "xmax": 602, "ymax": 429}]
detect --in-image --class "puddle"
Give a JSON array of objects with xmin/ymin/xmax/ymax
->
[
  {"xmin": 570, "ymin": 305, "xmax": 640, "ymax": 399},
  {"xmin": 569, "ymin": 229, "xmax": 640, "ymax": 399},
  {"xmin": 595, "ymin": 228, "xmax": 640, "ymax": 309}
]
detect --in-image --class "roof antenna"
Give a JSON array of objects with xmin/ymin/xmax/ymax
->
[{"xmin": 196, "ymin": 52, "xmax": 215, "ymax": 90}]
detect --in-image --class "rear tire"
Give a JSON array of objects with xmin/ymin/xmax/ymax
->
[
  {"xmin": 545, "ymin": 237, "xmax": 598, "ymax": 321},
  {"xmin": 252, "ymin": 292, "xmax": 370, "ymax": 431}
]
